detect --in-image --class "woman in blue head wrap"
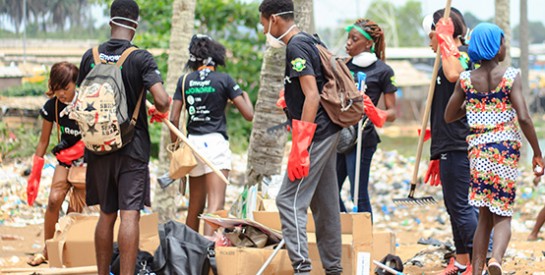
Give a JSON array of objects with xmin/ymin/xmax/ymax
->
[{"xmin": 445, "ymin": 22, "xmax": 544, "ymax": 275}]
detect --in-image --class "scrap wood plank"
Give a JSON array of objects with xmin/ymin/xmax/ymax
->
[{"xmin": 1, "ymin": 265, "xmax": 97, "ymax": 275}]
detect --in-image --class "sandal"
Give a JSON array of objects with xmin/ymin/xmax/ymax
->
[
  {"xmin": 27, "ymin": 253, "xmax": 48, "ymax": 267},
  {"xmin": 487, "ymin": 258, "xmax": 503, "ymax": 275}
]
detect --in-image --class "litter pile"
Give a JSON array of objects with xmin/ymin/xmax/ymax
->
[{"xmin": 2, "ymin": 147, "xmax": 545, "ymax": 273}]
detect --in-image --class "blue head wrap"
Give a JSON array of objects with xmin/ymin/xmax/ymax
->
[{"xmin": 468, "ymin": 22, "xmax": 504, "ymax": 63}]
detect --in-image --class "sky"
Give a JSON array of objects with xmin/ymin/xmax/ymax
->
[{"xmin": 312, "ymin": 0, "xmax": 545, "ymax": 29}]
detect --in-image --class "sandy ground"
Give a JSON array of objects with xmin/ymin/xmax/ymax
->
[{"xmin": 2, "ymin": 125, "xmax": 545, "ymax": 274}]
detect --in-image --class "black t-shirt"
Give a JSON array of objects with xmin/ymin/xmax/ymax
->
[
  {"xmin": 346, "ymin": 59, "xmax": 397, "ymax": 147},
  {"xmin": 430, "ymin": 46, "xmax": 472, "ymax": 159},
  {"xmin": 40, "ymin": 97, "xmax": 81, "ymax": 146},
  {"xmin": 284, "ymin": 32, "xmax": 341, "ymax": 141},
  {"xmin": 173, "ymin": 70, "xmax": 243, "ymax": 139},
  {"xmin": 77, "ymin": 39, "xmax": 163, "ymax": 163}
]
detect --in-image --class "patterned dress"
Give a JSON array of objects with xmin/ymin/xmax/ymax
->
[{"xmin": 460, "ymin": 67, "xmax": 522, "ymax": 216}]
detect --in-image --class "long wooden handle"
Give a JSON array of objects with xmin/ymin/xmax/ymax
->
[
  {"xmin": 411, "ymin": 0, "xmax": 453, "ymax": 186},
  {"xmin": 146, "ymin": 101, "xmax": 230, "ymax": 185}
]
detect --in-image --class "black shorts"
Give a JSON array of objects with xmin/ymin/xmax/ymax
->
[{"xmin": 86, "ymin": 154, "xmax": 150, "ymax": 213}]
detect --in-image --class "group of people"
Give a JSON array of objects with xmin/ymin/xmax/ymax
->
[{"xmin": 23, "ymin": 0, "xmax": 545, "ymax": 274}]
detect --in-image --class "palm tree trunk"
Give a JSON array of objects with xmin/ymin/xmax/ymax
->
[
  {"xmin": 154, "ymin": 0, "xmax": 196, "ymax": 223},
  {"xmin": 245, "ymin": 0, "xmax": 314, "ymax": 186},
  {"xmin": 495, "ymin": 0, "xmax": 511, "ymax": 66}
]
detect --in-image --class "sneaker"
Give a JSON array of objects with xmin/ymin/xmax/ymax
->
[
  {"xmin": 487, "ymin": 258, "xmax": 502, "ymax": 275},
  {"xmin": 439, "ymin": 257, "xmax": 466, "ymax": 275},
  {"xmin": 460, "ymin": 264, "xmax": 473, "ymax": 275}
]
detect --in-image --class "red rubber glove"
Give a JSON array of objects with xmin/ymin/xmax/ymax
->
[
  {"xmin": 363, "ymin": 94, "xmax": 388, "ymax": 128},
  {"xmin": 56, "ymin": 140, "xmax": 85, "ymax": 165},
  {"xmin": 417, "ymin": 128, "xmax": 431, "ymax": 142},
  {"xmin": 287, "ymin": 120, "xmax": 317, "ymax": 182},
  {"xmin": 148, "ymin": 105, "xmax": 169, "ymax": 124},
  {"xmin": 435, "ymin": 18, "xmax": 460, "ymax": 58},
  {"xmin": 27, "ymin": 155, "xmax": 44, "ymax": 206},
  {"xmin": 424, "ymin": 159, "xmax": 441, "ymax": 186},
  {"xmin": 276, "ymin": 89, "xmax": 287, "ymax": 109}
]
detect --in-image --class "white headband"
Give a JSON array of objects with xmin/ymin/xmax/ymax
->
[
  {"xmin": 422, "ymin": 14, "xmax": 434, "ymax": 35},
  {"xmin": 110, "ymin": 16, "xmax": 139, "ymax": 32}
]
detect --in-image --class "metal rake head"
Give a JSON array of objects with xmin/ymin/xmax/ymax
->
[{"xmin": 393, "ymin": 196, "xmax": 437, "ymax": 206}]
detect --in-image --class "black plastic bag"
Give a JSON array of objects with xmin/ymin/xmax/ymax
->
[
  {"xmin": 110, "ymin": 243, "xmax": 155, "ymax": 275},
  {"xmin": 153, "ymin": 220, "xmax": 216, "ymax": 275}
]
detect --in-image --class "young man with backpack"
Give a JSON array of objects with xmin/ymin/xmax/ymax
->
[
  {"xmin": 75, "ymin": 1, "xmax": 169, "ymax": 274},
  {"xmin": 259, "ymin": 0, "xmax": 343, "ymax": 273}
]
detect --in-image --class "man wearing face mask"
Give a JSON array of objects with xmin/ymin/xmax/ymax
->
[
  {"xmin": 259, "ymin": 0, "xmax": 342, "ymax": 274},
  {"xmin": 76, "ymin": 0, "xmax": 170, "ymax": 274}
]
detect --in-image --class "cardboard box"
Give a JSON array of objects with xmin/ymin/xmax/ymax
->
[
  {"xmin": 216, "ymin": 246, "xmax": 293, "ymax": 275},
  {"xmin": 372, "ymin": 231, "xmax": 396, "ymax": 262},
  {"xmin": 253, "ymin": 211, "xmax": 374, "ymax": 275},
  {"xmin": 46, "ymin": 213, "xmax": 159, "ymax": 268}
]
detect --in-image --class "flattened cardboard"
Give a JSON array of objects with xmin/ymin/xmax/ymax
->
[
  {"xmin": 46, "ymin": 213, "xmax": 159, "ymax": 268},
  {"xmin": 253, "ymin": 211, "xmax": 361, "ymax": 235}
]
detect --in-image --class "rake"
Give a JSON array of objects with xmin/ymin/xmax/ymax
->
[{"xmin": 393, "ymin": 0, "xmax": 453, "ymax": 206}]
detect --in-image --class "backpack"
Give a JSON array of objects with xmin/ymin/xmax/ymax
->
[
  {"xmin": 313, "ymin": 37, "xmax": 364, "ymax": 128},
  {"xmin": 70, "ymin": 46, "xmax": 144, "ymax": 155}
]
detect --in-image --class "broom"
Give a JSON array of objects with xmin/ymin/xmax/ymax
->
[{"xmin": 393, "ymin": 0, "xmax": 453, "ymax": 205}]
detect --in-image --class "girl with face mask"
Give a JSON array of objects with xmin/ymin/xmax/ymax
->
[{"xmin": 337, "ymin": 19, "xmax": 397, "ymax": 216}]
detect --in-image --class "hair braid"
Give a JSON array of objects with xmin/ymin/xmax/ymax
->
[{"xmin": 355, "ymin": 19, "xmax": 386, "ymax": 61}]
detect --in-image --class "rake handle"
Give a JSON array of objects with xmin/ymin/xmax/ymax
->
[
  {"xmin": 146, "ymin": 100, "xmax": 230, "ymax": 185},
  {"xmin": 411, "ymin": 0, "xmax": 452, "ymax": 191}
]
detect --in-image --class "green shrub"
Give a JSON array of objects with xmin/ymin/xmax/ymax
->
[{"xmin": 2, "ymin": 82, "xmax": 46, "ymax": 97}]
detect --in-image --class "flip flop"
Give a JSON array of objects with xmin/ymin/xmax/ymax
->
[
  {"xmin": 487, "ymin": 258, "xmax": 502, "ymax": 275},
  {"xmin": 27, "ymin": 253, "xmax": 47, "ymax": 267}
]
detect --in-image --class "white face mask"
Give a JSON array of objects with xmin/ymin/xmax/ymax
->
[
  {"xmin": 265, "ymin": 11, "xmax": 295, "ymax": 49},
  {"xmin": 352, "ymin": 51, "xmax": 378, "ymax": 68},
  {"xmin": 110, "ymin": 16, "xmax": 139, "ymax": 42}
]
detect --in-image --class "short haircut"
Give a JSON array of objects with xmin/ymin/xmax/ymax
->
[
  {"xmin": 186, "ymin": 35, "xmax": 226, "ymax": 71},
  {"xmin": 47, "ymin": 62, "xmax": 79, "ymax": 97},
  {"xmin": 110, "ymin": 0, "xmax": 139, "ymax": 20},
  {"xmin": 432, "ymin": 8, "xmax": 467, "ymax": 43},
  {"xmin": 258, "ymin": 0, "xmax": 294, "ymax": 19}
]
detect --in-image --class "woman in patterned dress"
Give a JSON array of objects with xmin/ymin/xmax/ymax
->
[{"xmin": 445, "ymin": 23, "xmax": 544, "ymax": 275}]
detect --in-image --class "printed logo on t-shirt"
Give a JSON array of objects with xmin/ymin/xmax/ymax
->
[
  {"xmin": 60, "ymin": 125, "xmax": 81, "ymax": 136},
  {"xmin": 41, "ymin": 107, "xmax": 48, "ymax": 116},
  {"xmin": 233, "ymin": 84, "xmax": 240, "ymax": 91},
  {"xmin": 291, "ymin": 58, "xmax": 307, "ymax": 72},
  {"xmin": 187, "ymin": 79, "xmax": 215, "ymax": 94},
  {"xmin": 187, "ymin": 95, "xmax": 195, "ymax": 105},
  {"xmin": 390, "ymin": 76, "xmax": 397, "ymax": 87}
]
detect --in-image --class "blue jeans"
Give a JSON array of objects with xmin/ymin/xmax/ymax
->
[{"xmin": 336, "ymin": 145, "xmax": 376, "ymax": 215}]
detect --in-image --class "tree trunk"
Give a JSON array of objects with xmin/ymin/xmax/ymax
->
[
  {"xmin": 495, "ymin": 0, "xmax": 511, "ymax": 66},
  {"xmin": 245, "ymin": 0, "xmax": 314, "ymax": 187},
  {"xmin": 153, "ymin": 0, "xmax": 195, "ymax": 223}
]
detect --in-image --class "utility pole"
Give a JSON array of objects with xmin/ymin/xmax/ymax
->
[
  {"xmin": 22, "ymin": 0, "xmax": 27, "ymax": 65},
  {"xmin": 520, "ymin": 0, "xmax": 529, "ymax": 96}
]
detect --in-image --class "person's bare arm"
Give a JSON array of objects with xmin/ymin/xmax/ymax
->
[
  {"xmin": 148, "ymin": 83, "xmax": 170, "ymax": 113},
  {"xmin": 231, "ymin": 91, "xmax": 254, "ymax": 121},
  {"xmin": 299, "ymin": 75, "xmax": 320, "ymax": 123},
  {"xmin": 35, "ymin": 120, "xmax": 53, "ymax": 157},
  {"xmin": 383, "ymin": 93, "xmax": 396, "ymax": 122},
  {"xmin": 444, "ymin": 79, "xmax": 467, "ymax": 123},
  {"xmin": 510, "ymin": 73, "xmax": 543, "ymax": 170},
  {"xmin": 442, "ymin": 54, "xmax": 465, "ymax": 83},
  {"xmin": 169, "ymin": 99, "xmax": 183, "ymax": 143}
]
